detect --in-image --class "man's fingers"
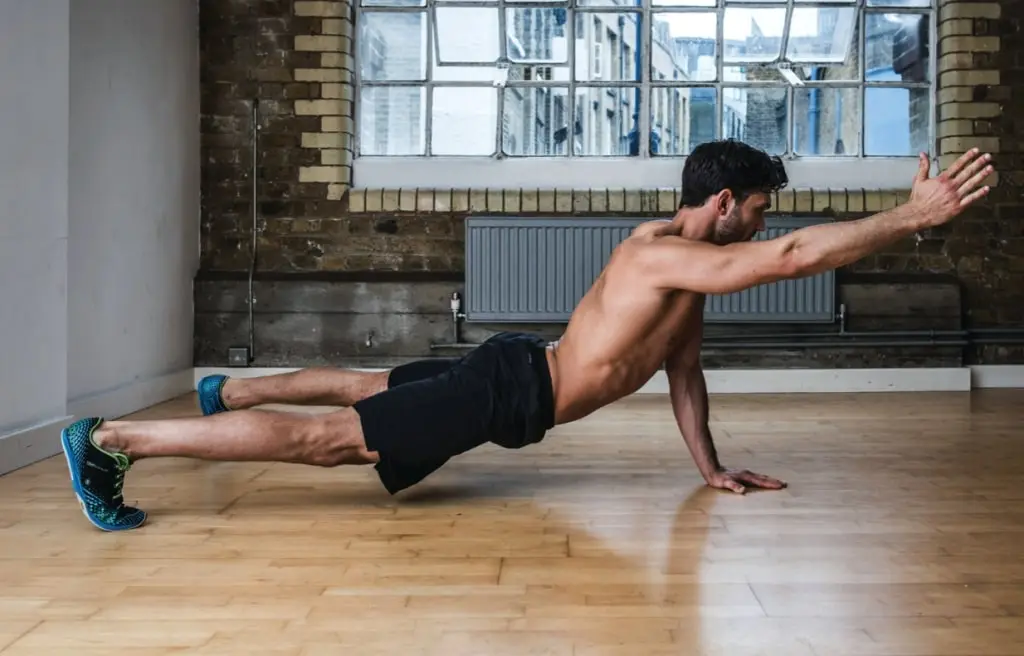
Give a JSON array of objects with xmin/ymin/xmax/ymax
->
[
  {"xmin": 914, "ymin": 152, "xmax": 929, "ymax": 182},
  {"xmin": 727, "ymin": 480, "xmax": 747, "ymax": 494},
  {"xmin": 714, "ymin": 477, "xmax": 746, "ymax": 494},
  {"xmin": 953, "ymin": 155, "xmax": 992, "ymax": 188},
  {"xmin": 941, "ymin": 147, "xmax": 981, "ymax": 180},
  {"xmin": 958, "ymin": 163, "xmax": 994, "ymax": 197},
  {"xmin": 959, "ymin": 185, "xmax": 990, "ymax": 208},
  {"xmin": 740, "ymin": 471, "xmax": 787, "ymax": 489}
]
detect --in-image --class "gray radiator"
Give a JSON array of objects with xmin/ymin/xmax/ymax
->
[{"xmin": 464, "ymin": 216, "xmax": 835, "ymax": 323}]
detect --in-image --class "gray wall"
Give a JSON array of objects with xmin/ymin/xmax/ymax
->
[
  {"xmin": 0, "ymin": 0, "xmax": 199, "ymax": 474},
  {"xmin": 0, "ymin": 2, "xmax": 71, "ymax": 438},
  {"xmin": 67, "ymin": 0, "xmax": 199, "ymax": 405}
]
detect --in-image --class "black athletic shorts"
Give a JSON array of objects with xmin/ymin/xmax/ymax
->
[{"xmin": 351, "ymin": 331, "xmax": 556, "ymax": 495}]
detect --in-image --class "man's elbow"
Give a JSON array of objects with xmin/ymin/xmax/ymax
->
[{"xmin": 774, "ymin": 238, "xmax": 821, "ymax": 281}]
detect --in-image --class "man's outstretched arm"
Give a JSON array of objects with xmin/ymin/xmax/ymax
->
[
  {"xmin": 642, "ymin": 149, "xmax": 994, "ymax": 296},
  {"xmin": 664, "ymin": 325, "xmax": 786, "ymax": 494}
]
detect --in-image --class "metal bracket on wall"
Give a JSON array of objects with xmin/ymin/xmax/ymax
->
[
  {"xmin": 228, "ymin": 97, "xmax": 261, "ymax": 366},
  {"xmin": 430, "ymin": 291, "xmax": 475, "ymax": 350}
]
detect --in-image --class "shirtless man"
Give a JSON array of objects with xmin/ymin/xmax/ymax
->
[{"xmin": 59, "ymin": 140, "xmax": 993, "ymax": 531}]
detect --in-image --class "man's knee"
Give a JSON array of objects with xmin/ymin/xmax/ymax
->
[
  {"xmin": 302, "ymin": 408, "xmax": 376, "ymax": 467},
  {"xmin": 354, "ymin": 370, "xmax": 390, "ymax": 402}
]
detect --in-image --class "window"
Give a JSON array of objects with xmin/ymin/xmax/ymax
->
[{"xmin": 354, "ymin": 0, "xmax": 935, "ymax": 190}]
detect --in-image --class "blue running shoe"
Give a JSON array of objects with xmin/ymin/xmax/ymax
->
[
  {"xmin": 197, "ymin": 374, "xmax": 231, "ymax": 416},
  {"xmin": 60, "ymin": 417, "xmax": 146, "ymax": 531}
]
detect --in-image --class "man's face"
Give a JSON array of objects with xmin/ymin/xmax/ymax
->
[{"xmin": 713, "ymin": 192, "xmax": 770, "ymax": 245}]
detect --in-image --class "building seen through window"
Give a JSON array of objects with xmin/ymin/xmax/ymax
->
[{"xmin": 355, "ymin": 0, "xmax": 932, "ymax": 166}]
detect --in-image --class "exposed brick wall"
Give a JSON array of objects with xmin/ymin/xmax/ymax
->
[
  {"xmin": 197, "ymin": 0, "xmax": 1024, "ymax": 366},
  {"xmin": 200, "ymin": 0, "xmax": 352, "ymax": 271}
]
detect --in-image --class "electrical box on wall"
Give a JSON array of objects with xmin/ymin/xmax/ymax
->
[{"xmin": 228, "ymin": 347, "xmax": 250, "ymax": 367}]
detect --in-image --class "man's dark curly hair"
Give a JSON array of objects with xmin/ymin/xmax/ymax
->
[{"xmin": 678, "ymin": 139, "xmax": 789, "ymax": 209}]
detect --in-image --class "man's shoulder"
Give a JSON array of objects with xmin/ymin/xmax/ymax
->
[{"xmin": 629, "ymin": 219, "xmax": 674, "ymax": 238}]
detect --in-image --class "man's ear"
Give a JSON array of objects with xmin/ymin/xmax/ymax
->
[{"xmin": 714, "ymin": 189, "xmax": 733, "ymax": 217}]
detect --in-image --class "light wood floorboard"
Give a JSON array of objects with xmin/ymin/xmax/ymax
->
[{"xmin": 1, "ymin": 389, "xmax": 1023, "ymax": 655}]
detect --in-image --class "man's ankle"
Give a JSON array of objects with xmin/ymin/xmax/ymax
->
[{"xmin": 219, "ymin": 377, "xmax": 243, "ymax": 409}]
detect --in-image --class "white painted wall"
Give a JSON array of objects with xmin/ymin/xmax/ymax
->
[
  {"xmin": 0, "ymin": 0, "xmax": 199, "ymax": 475},
  {"xmin": 0, "ymin": 2, "xmax": 71, "ymax": 442},
  {"xmin": 66, "ymin": 0, "xmax": 200, "ymax": 415}
]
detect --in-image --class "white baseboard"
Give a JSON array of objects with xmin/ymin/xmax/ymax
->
[
  {"xmin": 969, "ymin": 365, "xmax": 1024, "ymax": 389},
  {"xmin": 0, "ymin": 368, "xmax": 196, "ymax": 476},
  {"xmin": 193, "ymin": 367, "xmax": 305, "ymax": 384},
  {"xmin": 0, "ymin": 415, "xmax": 74, "ymax": 476},
  {"xmin": 68, "ymin": 368, "xmax": 196, "ymax": 420},
  {"xmin": 195, "ymin": 365, "xmax": 1024, "ymax": 394}
]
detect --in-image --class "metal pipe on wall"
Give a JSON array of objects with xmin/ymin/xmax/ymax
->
[
  {"xmin": 703, "ymin": 339, "xmax": 970, "ymax": 349},
  {"xmin": 247, "ymin": 97, "xmax": 260, "ymax": 363},
  {"xmin": 700, "ymin": 327, "xmax": 1024, "ymax": 342},
  {"xmin": 430, "ymin": 336, "xmax": 1024, "ymax": 351}
]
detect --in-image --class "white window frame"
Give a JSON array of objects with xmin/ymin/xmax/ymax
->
[{"xmin": 353, "ymin": 0, "xmax": 938, "ymax": 191}]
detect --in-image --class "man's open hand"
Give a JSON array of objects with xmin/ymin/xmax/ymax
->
[
  {"xmin": 706, "ymin": 467, "xmax": 787, "ymax": 495},
  {"xmin": 910, "ymin": 148, "xmax": 993, "ymax": 229}
]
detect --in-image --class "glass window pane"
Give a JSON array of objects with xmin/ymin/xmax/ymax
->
[
  {"xmin": 434, "ymin": 7, "xmax": 499, "ymax": 64},
  {"xmin": 864, "ymin": 87, "xmax": 930, "ymax": 156},
  {"xmin": 506, "ymin": 8, "xmax": 568, "ymax": 65},
  {"xmin": 363, "ymin": 0, "xmax": 423, "ymax": 6},
  {"xmin": 432, "ymin": 64, "xmax": 505, "ymax": 84},
  {"xmin": 653, "ymin": 0, "xmax": 716, "ymax": 6},
  {"xmin": 784, "ymin": 13, "xmax": 860, "ymax": 82},
  {"xmin": 652, "ymin": 13, "xmax": 716, "ymax": 82},
  {"xmin": 358, "ymin": 87, "xmax": 425, "ymax": 155},
  {"xmin": 723, "ymin": 65, "xmax": 786, "ymax": 83},
  {"xmin": 578, "ymin": 0, "xmax": 644, "ymax": 6},
  {"xmin": 722, "ymin": 87, "xmax": 788, "ymax": 155},
  {"xmin": 575, "ymin": 12, "xmax": 642, "ymax": 82},
  {"xmin": 865, "ymin": 13, "xmax": 929, "ymax": 83},
  {"xmin": 502, "ymin": 87, "xmax": 571, "ymax": 156},
  {"xmin": 359, "ymin": 12, "xmax": 427, "ymax": 81},
  {"xmin": 431, "ymin": 87, "xmax": 497, "ymax": 156},
  {"xmin": 867, "ymin": 0, "xmax": 930, "ymax": 6},
  {"xmin": 723, "ymin": 8, "xmax": 786, "ymax": 63},
  {"xmin": 792, "ymin": 87, "xmax": 860, "ymax": 156},
  {"xmin": 574, "ymin": 87, "xmax": 639, "ymax": 156},
  {"xmin": 651, "ymin": 86, "xmax": 716, "ymax": 156},
  {"xmin": 786, "ymin": 7, "xmax": 857, "ymax": 65}
]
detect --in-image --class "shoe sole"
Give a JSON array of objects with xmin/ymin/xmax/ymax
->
[{"xmin": 60, "ymin": 427, "xmax": 146, "ymax": 532}]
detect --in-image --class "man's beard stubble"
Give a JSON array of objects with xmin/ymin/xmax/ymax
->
[{"xmin": 713, "ymin": 206, "xmax": 747, "ymax": 245}]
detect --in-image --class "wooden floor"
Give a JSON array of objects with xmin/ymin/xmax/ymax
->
[{"xmin": 1, "ymin": 389, "xmax": 1023, "ymax": 655}]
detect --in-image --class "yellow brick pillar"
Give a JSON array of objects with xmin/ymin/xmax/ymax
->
[
  {"xmin": 294, "ymin": 0, "xmax": 355, "ymax": 201},
  {"xmin": 935, "ymin": 0, "xmax": 1001, "ymax": 186}
]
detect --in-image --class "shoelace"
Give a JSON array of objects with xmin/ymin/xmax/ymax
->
[
  {"xmin": 86, "ymin": 453, "xmax": 128, "ymax": 510},
  {"xmin": 111, "ymin": 468, "xmax": 125, "ymax": 507}
]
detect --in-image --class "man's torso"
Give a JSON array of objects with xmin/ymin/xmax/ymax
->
[{"xmin": 546, "ymin": 220, "xmax": 705, "ymax": 424}]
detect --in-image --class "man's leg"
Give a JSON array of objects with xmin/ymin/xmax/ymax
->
[
  {"xmin": 207, "ymin": 368, "xmax": 390, "ymax": 411},
  {"xmin": 197, "ymin": 358, "xmax": 459, "ymax": 415},
  {"xmin": 61, "ymin": 406, "xmax": 375, "ymax": 532},
  {"xmin": 62, "ymin": 354, "xmax": 494, "ymax": 530},
  {"xmin": 96, "ymin": 407, "xmax": 374, "ymax": 465}
]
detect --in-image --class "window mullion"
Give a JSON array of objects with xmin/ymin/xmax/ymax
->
[
  {"xmin": 567, "ymin": 4, "xmax": 575, "ymax": 158},
  {"xmin": 426, "ymin": 0, "xmax": 435, "ymax": 156},
  {"xmin": 639, "ymin": 0, "xmax": 650, "ymax": 159},
  {"xmin": 778, "ymin": 0, "xmax": 795, "ymax": 64},
  {"xmin": 715, "ymin": 0, "xmax": 723, "ymax": 143},
  {"xmin": 858, "ymin": 0, "xmax": 866, "ymax": 159},
  {"xmin": 495, "ymin": 0, "xmax": 507, "ymax": 158}
]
